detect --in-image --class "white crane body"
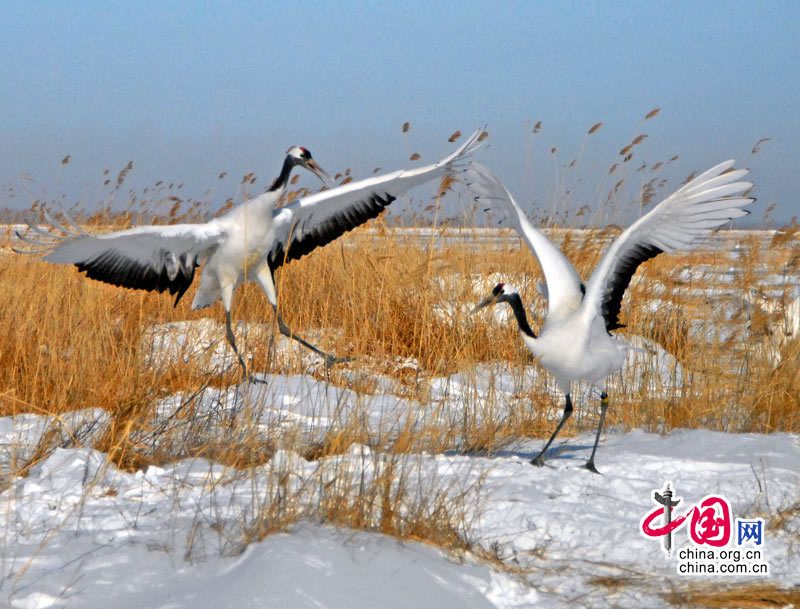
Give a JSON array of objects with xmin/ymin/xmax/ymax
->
[{"xmin": 526, "ymin": 315, "xmax": 629, "ymax": 392}]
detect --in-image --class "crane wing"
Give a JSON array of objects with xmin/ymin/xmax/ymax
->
[
  {"xmin": 267, "ymin": 130, "xmax": 484, "ymax": 270},
  {"xmin": 16, "ymin": 212, "xmax": 225, "ymax": 306},
  {"xmin": 465, "ymin": 163, "xmax": 585, "ymax": 315},
  {"xmin": 583, "ymin": 160, "xmax": 753, "ymax": 331}
]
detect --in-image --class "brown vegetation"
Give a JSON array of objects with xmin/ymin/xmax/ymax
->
[{"xmin": 1, "ymin": 217, "xmax": 797, "ymax": 471}]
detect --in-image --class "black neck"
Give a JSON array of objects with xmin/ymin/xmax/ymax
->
[
  {"xmin": 268, "ymin": 156, "xmax": 295, "ymax": 192},
  {"xmin": 507, "ymin": 293, "xmax": 536, "ymax": 338}
]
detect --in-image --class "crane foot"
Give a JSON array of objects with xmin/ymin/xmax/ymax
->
[{"xmin": 582, "ymin": 460, "xmax": 602, "ymax": 475}]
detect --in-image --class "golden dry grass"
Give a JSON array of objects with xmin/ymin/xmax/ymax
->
[
  {"xmin": 241, "ymin": 450, "xmax": 488, "ymax": 563},
  {"xmin": 1, "ymin": 214, "xmax": 798, "ymax": 471},
  {"xmin": 663, "ymin": 582, "xmax": 800, "ymax": 609},
  {"xmin": 593, "ymin": 576, "xmax": 799, "ymax": 608}
]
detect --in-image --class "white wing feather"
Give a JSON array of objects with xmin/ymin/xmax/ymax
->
[
  {"xmin": 43, "ymin": 222, "xmax": 225, "ymax": 269},
  {"xmin": 19, "ymin": 217, "xmax": 225, "ymax": 303},
  {"xmin": 267, "ymin": 130, "xmax": 484, "ymax": 268},
  {"xmin": 464, "ymin": 163, "xmax": 584, "ymax": 315},
  {"xmin": 582, "ymin": 160, "xmax": 753, "ymax": 329}
]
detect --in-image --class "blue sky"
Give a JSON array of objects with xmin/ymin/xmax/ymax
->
[{"xmin": 1, "ymin": 1, "xmax": 798, "ymax": 224}]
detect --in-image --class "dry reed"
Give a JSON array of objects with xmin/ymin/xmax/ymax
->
[{"xmin": 1, "ymin": 217, "xmax": 797, "ymax": 470}]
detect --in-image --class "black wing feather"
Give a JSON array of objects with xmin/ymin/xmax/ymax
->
[
  {"xmin": 268, "ymin": 192, "xmax": 396, "ymax": 271},
  {"xmin": 75, "ymin": 249, "xmax": 198, "ymax": 306},
  {"xmin": 600, "ymin": 243, "xmax": 662, "ymax": 331}
]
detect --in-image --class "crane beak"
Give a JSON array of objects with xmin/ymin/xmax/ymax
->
[
  {"xmin": 471, "ymin": 293, "xmax": 498, "ymax": 314},
  {"xmin": 305, "ymin": 159, "xmax": 335, "ymax": 187}
]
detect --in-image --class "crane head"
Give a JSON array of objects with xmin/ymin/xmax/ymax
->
[
  {"xmin": 286, "ymin": 146, "xmax": 335, "ymax": 186},
  {"xmin": 471, "ymin": 282, "xmax": 518, "ymax": 313}
]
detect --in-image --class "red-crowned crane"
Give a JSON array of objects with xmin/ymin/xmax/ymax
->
[
  {"xmin": 17, "ymin": 132, "xmax": 483, "ymax": 377},
  {"xmin": 467, "ymin": 161, "xmax": 753, "ymax": 472}
]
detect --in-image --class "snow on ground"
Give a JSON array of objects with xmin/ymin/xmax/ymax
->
[
  {"xmin": 0, "ymin": 450, "xmax": 530, "ymax": 609},
  {"xmin": 3, "ymin": 225, "xmax": 800, "ymax": 607},
  {"xmin": 142, "ymin": 319, "xmax": 344, "ymax": 373},
  {"xmin": 0, "ymin": 374, "xmax": 798, "ymax": 608},
  {"xmin": 475, "ymin": 430, "xmax": 800, "ymax": 604},
  {"xmin": 2, "ymin": 232, "xmax": 797, "ymax": 607},
  {"xmin": 0, "ymin": 409, "xmax": 108, "ymax": 480},
  {"xmin": 127, "ymin": 336, "xmax": 683, "ymax": 459}
]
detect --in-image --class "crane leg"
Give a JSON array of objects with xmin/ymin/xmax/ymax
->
[
  {"xmin": 274, "ymin": 311, "xmax": 351, "ymax": 367},
  {"xmin": 255, "ymin": 264, "xmax": 350, "ymax": 367},
  {"xmin": 225, "ymin": 309, "xmax": 248, "ymax": 379},
  {"xmin": 531, "ymin": 393, "xmax": 573, "ymax": 466},
  {"xmin": 220, "ymin": 282, "xmax": 263, "ymax": 383},
  {"xmin": 583, "ymin": 392, "xmax": 608, "ymax": 474}
]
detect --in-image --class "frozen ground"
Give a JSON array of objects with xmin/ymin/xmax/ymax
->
[
  {"xmin": 1, "ymin": 372, "xmax": 798, "ymax": 608},
  {"xmin": 1, "ymin": 228, "xmax": 797, "ymax": 607}
]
